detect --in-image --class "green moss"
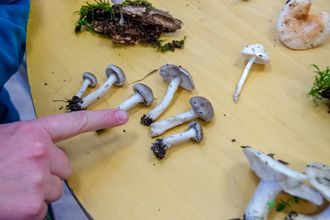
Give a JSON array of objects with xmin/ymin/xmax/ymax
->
[
  {"xmin": 307, "ymin": 64, "xmax": 330, "ymax": 105},
  {"xmin": 122, "ymin": 0, "xmax": 154, "ymax": 10},
  {"xmin": 153, "ymin": 36, "xmax": 187, "ymax": 52},
  {"xmin": 74, "ymin": 0, "xmax": 115, "ymax": 32}
]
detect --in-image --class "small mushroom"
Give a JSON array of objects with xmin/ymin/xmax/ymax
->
[
  {"xmin": 112, "ymin": 0, "xmax": 125, "ymax": 25},
  {"xmin": 285, "ymin": 162, "xmax": 330, "ymax": 220},
  {"xmin": 141, "ymin": 64, "xmax": 195, "ymax": 126},
  {"xmin": 277, "ymin": 0, "xmax": 330, "ymax": 50},
  {"xmin": 151, "ymin": 121, "xmax": 203, "ymax": 159},
  {"xmin": 116, "ymin": 83, "xmax": 154, "ymax": 111},
  {"xmin": 76, "ymin": 72, "xmax": 97, "ymax": 98},
  {"xmin": 233, "ymin": 44, "xmax": 270, "ymax": 102},
  {"xmin": 66, "ymin": 65, "xmax": 125, "ymax": 111},
  {"xmin": 242, "ymin": 147, "xmax": 323, "ymax": 220},
  {"xmin": 150, "ymin": 96, "xmax": 214, "ymax": 137}
]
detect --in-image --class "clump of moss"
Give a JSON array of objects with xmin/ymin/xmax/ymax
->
[
  {"xmin": 153, "ymin": 36, "xmax": 187, "ymax": 52},
  {"xmin": 121, "ymin": 0, "xmax": 154, "ymax": 10},
  {"xmin": 73, "ymin": 0, "xmax": 185, "ymax": 52},
  {"xmin": 74, "ymin": 0, "xmax": 115, "ymax": 33},
  {"xmin": 307, "ymin": 64, "xmax": 330, "ymax": 106}
]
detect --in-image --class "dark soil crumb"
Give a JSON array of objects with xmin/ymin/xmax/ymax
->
[
  {"xmin": 141, "ymin": 114, "xmax": 154, "ymax": 126},
  {"xmin": 66, "ymin": 96, "xmax": 83, "ymax": 111},
  {"xmin": 278, "ymin": 159, "xmax": 289, "ymax": 165},
  {"xmin": 286, "ymin": 212, "xmax": 298, "ymax": 220},
  {"xmin": 231, "ymin": 139, "xmax": 236, "ymax": 142},
  {"xmin": 45, "ymin": 83, "xmax": 47, "ymax": 85},
  {"xmin": 151, "ymin": 139, "xmax": 166, "ymax": 159},
  {"xmin": 123, "ymin": 130, "xmax": 126, "ymax": 132},
  {"xmin": 59, "ymin": 106, "xmax": 63, "ymax": 110},
  {"xmin": 96, "ymin": 129, "xmax": 105, "ymax": 134}
]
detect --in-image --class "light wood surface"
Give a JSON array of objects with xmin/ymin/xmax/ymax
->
[{"xmin": 26, "ymin": 0, "xmax": 330, "ymax": 219}]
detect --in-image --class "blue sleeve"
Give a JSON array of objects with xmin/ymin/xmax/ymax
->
[{"xmin": 0, "ymin": 0, "xmax": 30, "ymax": 88}]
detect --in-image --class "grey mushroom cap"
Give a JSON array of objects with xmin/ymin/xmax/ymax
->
[
  {"xmin": 111, "ymin": 0, "xmax": 125, "ymax": 4},
  {"xmin": 306, "ymin": 162, "xmax": 330, "ymax": 201},
  {"xmin": 105, "ymin": 65, "xmax": 126, "ymax": 86},
  {"xmin": 190, "ymin": 96, "xmax": 214, "ymax": 122},
  {"xmin": 188, "ymin": 121, "xmax": 203, "ymax": 142},
  {"xmin": 241, "ymin": 44, "xmax": 270, "ymax": 65},
  {"xmin": 159, "ymin": 64, "xmax": 195, "ymax": 91},
  {"xmin": 82, "ymin": 72, "xmax": 97, "ymax": 87},
  {"xmin": 133, "ymin": 83, "xmax": 154, "ymax": 105}
]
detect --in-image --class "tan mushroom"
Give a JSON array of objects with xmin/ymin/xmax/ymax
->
[{"xmin": 277, "ymin": 0, "xmax": 330, "ymax": 50}]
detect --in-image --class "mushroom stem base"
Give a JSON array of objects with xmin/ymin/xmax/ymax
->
[{"xmin": 245, "ymin": 179, "xmax": 282, "ymax": 220}]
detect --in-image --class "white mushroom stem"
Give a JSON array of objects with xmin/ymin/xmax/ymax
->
[
  {"xmin": 146, "ymin": 76, "xmax": 181, "ymax": 121},
  {"xmin": 150, "ymin": 109, "xmax": 197, "ymax": 137},
  {"xmin": 286, "ymin": 207, "xmax": 330, "ymax": 220},
  {"xmin": 162, "ymin": 126, "xmax": 197, "ymax": 149},
  {"xmin": 80, "ymin": 74, "xmax": 117, "ymax": 109},
  {"xmin": 76, "ymin": 78, "xmax": 92, "ymax": 98},
  {"xmin": 116, "ymin": 93, "xmax": 144, "ymax": 111},
  {"xmin": 245, "ymin": 180, "xmax": 283, "ymax": 220},
  {"xmin": 233, "ymin": 55, "xmax": 257, "ymax": 102},
  {"xmin": 119, "ymin": 5, "xmax": 124, "ymax": 25}
]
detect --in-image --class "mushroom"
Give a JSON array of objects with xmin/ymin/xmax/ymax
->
[
  {"xmin": 66, "ymin": 65, "xmax": 126, "ymax": 111},
  {"xmin": 76, "ymin": 72, "xmax": 97, "ymax": 98},
  {"xmin": 233, "ymin": 44, "xmax": 270, "ymax": 102},
  {"xmin": 242, "ymin": 147, "xmax": 323, "ymax": 220},
  {"xmin": 141, "ymin": 64, "xmax": 195, "ymax": 126},
  {"xmin": 285, "ymin": 162, "xmax": 330, "ymax": 220},
  {"xmin": 116, "ymin": 83, "xmax": 154, "ymax": 111},
  {"xmin": 151, "ymin": 121, "xmax": 203, "ymax": 159},
  {"xmin": 112, "ymin": 0, "xmax": 125, "ymax": 25},
  {"xmin": 277, "ymin": 0, "xmax": 330, "ymax": 50},
  {"xmin": 150, "ymin": 96, "xmax": 214, "ymax": 137}
]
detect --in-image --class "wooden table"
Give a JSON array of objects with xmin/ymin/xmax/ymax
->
[{"xmin": 26, "ymin": 0, "xmax": 330, "ymax": 219}]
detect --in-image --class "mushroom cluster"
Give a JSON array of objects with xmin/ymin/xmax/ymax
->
[
  {"xmin": 66, "ymin": 65, "xmax": 126, "ymax": 111},
  {"xmin": 239, "ymin": 147, "xmax": 330, "ymax": 220},
  {"xmin": 66, "ymin": 63, "xmax": 213, "ymax": 159},
  {"xmin": 135, "ymin": 64, "xmax": 214, "ymax": 159}
]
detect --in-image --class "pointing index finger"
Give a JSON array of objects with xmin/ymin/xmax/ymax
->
[{"xmin": 36, "ymin": 109, "xmax": 129, "ymax": 143}]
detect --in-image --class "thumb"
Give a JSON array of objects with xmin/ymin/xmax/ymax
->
[{"xmin": 35, "ymin": 109, "xmax": 129, "ymax": 143}]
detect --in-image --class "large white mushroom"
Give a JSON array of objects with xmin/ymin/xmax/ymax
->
[
  {"xmin": 233, "ymin": 44, "xmax": 269, "ymax": 102},
  {"xmin": 285, "ymin": 162, "xmax": 330, "ymax": 220},
  {"xmin": 242, "ymin": 147, "xmax": 323, "ymax": 220},
  {"xmin": 277, "ymin": 0, "xmax": 330, "ymax": 50}
]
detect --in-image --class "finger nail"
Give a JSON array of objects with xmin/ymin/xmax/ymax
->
[{"xmin": 115, "ymin": 110, "xmax": 129, "ymax": 122}]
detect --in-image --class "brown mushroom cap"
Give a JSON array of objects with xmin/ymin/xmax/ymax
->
[{"xmin": 277, "ymin": 0, "xmax": 330, "ymax": 50}]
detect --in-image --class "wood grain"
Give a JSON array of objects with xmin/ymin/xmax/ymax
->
[{"xmin": 27, "ymin": 0, "xmax": 330, "ymax": 219}]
